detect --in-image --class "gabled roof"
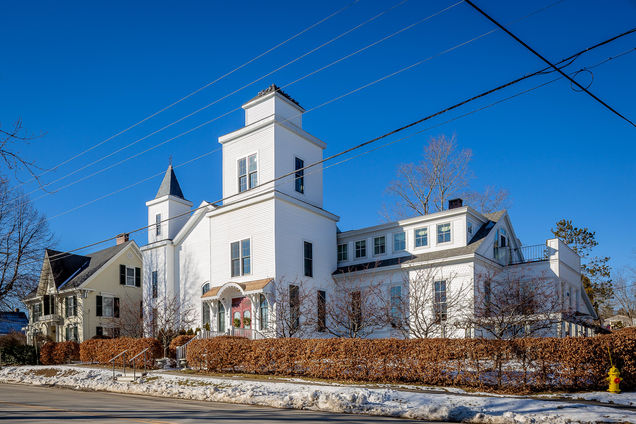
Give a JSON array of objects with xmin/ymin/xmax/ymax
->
[
  {"xmin": 202, "ymin": 278, "xmax": 273, "ymax": 298},
  {"xmin": 155, "ymin": 165, "xmax": 185, "ymax": 199},
  {"xmin": 334, "ymin": 210, "xmax": 505, "ymax": 274},
  {"xmin": 245, "ymin": 84, "xmax": 304, "ymax": 110},
  {"xmin": 23, "ymin": 241, "xmax": 136, "ymax": 300}
]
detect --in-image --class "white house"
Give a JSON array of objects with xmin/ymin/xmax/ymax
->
[{"xmin": 141, "ymin": 85, "xmax": 597, "ymax": 340}]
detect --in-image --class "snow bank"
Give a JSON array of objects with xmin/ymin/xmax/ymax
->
[{"xmin": 0, "ymin": 365, "xmax": 634, "ymax": 423}]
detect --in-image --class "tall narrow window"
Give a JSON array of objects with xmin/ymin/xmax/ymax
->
[
  {"xmin": 414, "ymin": 227, "xmax": 428, "ymax": 247},
  {"xmin": 231, "ymin": 239, "xmax": 251, "ymax": 276},
  {"xmin": 437, "ymin": 223, "xmax": 451, "ymax": 244},
  {"xmin": 304, "ymin": 241, "xmax": 313, "ymax": 277},
  {"xmin": 217, "ymin": 301, "xmax": 225, "ymax": 333},
  {"xmin": 126, "ymin": 267, "xmax": 136, "ymax": 286},
  {"xmin": 231, "ymin": 242, "xmax": 240, "ymax": 277},
  {"xmin": 155, "ymin": 214, "xmax": 162, "ymax": 236},
  {"xmin": 295, "ymin": 157, "xmax": 304, "ymax": 193},
  {"xmin": 202, "ymin": 303, "xmax": 210, "ymax": 326},
  {"xmin": 393, "ymin": 232, "xmax": 406, "ymax": 251},
  {"xmin": 241, "ymin": 239, "xmax": 251, "ymax": 274},
  {"xmin": 434, "ymin": 280, "xmax": 447, "ymax": 322},
  {"xmin": 238, "ymin": 154, "xmax": 257, "ymax": 193},
  {"xmin": 355, "ymin": 240, "xmax": 366, "ymax": 258},
  {"xmin": 289, "ymin": 284, "xmax": 300, "ymax": 331},
  {"xmin": 337, "ymin": 243, "xmax": 348, "ymax": 261},
  {"xmin": 390, "ymin": 286, "xmax": 402, "ymax": 326},
  {"xmin": 151, "ymin": 271, "xmax": 158, "ymax": 298},
  {"xmin": 373, "ymin": 236, "xmax": 385, "ymax": 255},
  {"xmin": 317, "ymin": 290, "xmax": 326, "ymax": 332},
  {"xmin": 259, "ymin": 294, "xmax": 269, "ymax": 330}
]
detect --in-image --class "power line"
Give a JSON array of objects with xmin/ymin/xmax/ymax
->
[
  {"xmin": 463, "ymin": 0, "xmax": 636, "ymax": 128},
  {"xmin": 10, "ymin": 0, "xmax": 361, "ymax": 193},
  {"xmin": 39, "ymin": 0, "xmax": 570, "ymax": 221},
  {"xmin": 22, "ymin": 0, "xmax": 459, "ymax": 203},
  {"xmin": 21, "ymin": 0, "xmax": 412, "ymax": 199},
  {"xmin": 35, "ymin": 40, "xmax": 635, "ymax": 268}
]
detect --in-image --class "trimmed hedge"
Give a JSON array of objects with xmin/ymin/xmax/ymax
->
[
  {"xmin": 0, "ymin": 332, "xmax": 36, "ymax": 365},
  {"xmin": 169, "ymin": 335, "xmax": 195, "ymax": 358},
  {"xmin": 186, "ymin": 334, "xmax": 636, "ymax": 393},
  {"xmin": 40, "ymin": 341, "xmax": 80, "ymax": 365},
  {"xmin": 80, "ymin": 337, "xmax": 161, "ymax": 368}
]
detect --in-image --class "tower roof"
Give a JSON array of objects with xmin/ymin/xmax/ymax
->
[
  {"xmin": 245, "ymin": 84, "xmax": 304, "ymax": 110},
  {"xmin": 155, "ymin": 165, "xmax": 185, "ymax": 199}
]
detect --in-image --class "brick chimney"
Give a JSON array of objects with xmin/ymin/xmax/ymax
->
[
  {"xmin": 116, "ymin": 233, "xmax": 130, "ymax": 245},
  {"xmin": 448, "ymin": 198, "xmax": 463, "ymax": 209}
]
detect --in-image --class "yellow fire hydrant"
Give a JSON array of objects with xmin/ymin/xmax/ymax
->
[{"xmin": 607, "ymin": 366, "xmax": 622, "ymax": 394}]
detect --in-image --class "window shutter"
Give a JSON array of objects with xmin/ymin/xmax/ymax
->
[
  {"xmin": 114, "ymin": 297, "xmax": 120, "ymax": 318},
  {"xmin": 119, "ymin": 265, "xmax": 126, "ymax": 285},
  {"xmin": 73, "ymin": 326, "xmax": 78, "ymax": 341},
  {"xmin": 135, "ymin": 267, "xmax": 141, "ymax": 287},
  {"xmin": 73, "ymin": 295, "xmax": 77, "ymax": 316},
  {"xmin": 43, "ymin": 295, "xmax": 50, "ymax": 316},
  {"xmin": 96, "ymin": 295, "xmax": 102, "ymax": 317}
]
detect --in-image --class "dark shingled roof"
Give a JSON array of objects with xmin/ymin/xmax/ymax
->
[
  {"xmin": 155, "ymin": 165, "xmax": 185, "ymax": 199},
  {"xmin": 23, "ymin": 241, "xmax": 134, "ymax": 299},
  {"xmin": 246, "ymin": 84, "xmax": 304, "ymax": 110},
  {"xmin": 334, "ymin": 210, "xmax": 506, "ymax": 274}
]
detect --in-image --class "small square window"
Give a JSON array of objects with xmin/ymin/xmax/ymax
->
[
  {"xmin": 414, "ymin": 227, "xmax": 428, "ymax": 247},
  {"xmin": 355, "ymin": 240, "xmax": 366, "ymax": 258},
  {"xmin": 437, "ymin": 223, "xmax": 451, "ymax": 244},
  {"xmin": 337, "ymin": 243, "xmax": 348, "ymax": 261},
  {"xmin": 393, "ymin": 232, "xmax": 406, "ymax": 251},
  {"xmin": 373, "ymin": 236, "xmax": 386, "ymax": 255}
]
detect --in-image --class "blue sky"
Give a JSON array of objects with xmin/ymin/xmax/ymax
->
[{"xmin": 1, "ymin": 0, "xmax": 635, "ymax": 271}]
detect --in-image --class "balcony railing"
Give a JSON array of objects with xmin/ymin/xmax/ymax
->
[
  {"xmin": 495, "ymin": 244, "xmax": 552, "ymax": 266},
  {"xmin": 37, "ymin": 314, "xmax": 63, "ymax": 324}
]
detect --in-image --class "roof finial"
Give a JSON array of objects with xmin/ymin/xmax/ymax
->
[{"xmin": 168, "ymin": 155, "xmax": 173, "ymax": 167}]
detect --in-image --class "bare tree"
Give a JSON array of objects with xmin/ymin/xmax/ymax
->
[
  {"xmin": 144, "ymin": 292, "xmax": 196, "ymax": 357},
  {"xmin": 387, "ymin": 267, "xmax": 471, "ymax": 338},
  {"xmin": 266, "ymin": 278, "xmax": 312, "ymax": 338},
  {"xmin": 612, "ymin": 268, "xmax": 636, "ymax": 326},
  {"xmin": 0, "ymin": 179, "xmax": 53, "ymax": 309},
  {"xmin": 0, "ymin": 120, "xmax": 45, "ymax": 184},
  {"xmin": 469, "ymin": 271, "xmax": 564, "ymax": 339},
  {"xmin": 325, "ymin": 273, "xmax": 385, "ymax": 338},
  {"xmin": 383, "ymin": 134, "xmax": 509, "ymax": 220},
  {"xmin": 104, "ymin": 292, "xmax": 144, "ymax": 338}
]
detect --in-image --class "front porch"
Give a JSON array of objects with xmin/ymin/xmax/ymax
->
[{"xmin": 201, "ymin": 278, "xmax": 273, "ymax": 340}]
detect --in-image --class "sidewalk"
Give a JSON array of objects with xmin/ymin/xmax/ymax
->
[{"xmin": 1, "ymin": 364, "xmax": 634, "ymax": 424}]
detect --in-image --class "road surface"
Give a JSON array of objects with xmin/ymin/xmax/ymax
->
[{"xmin": 0, "ymin": 383, "xmax": 440, "ymax": 423}]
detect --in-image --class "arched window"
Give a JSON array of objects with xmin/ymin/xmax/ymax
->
[
  {"xmin": 217, "ymin": 301, "xmax": 225, "ymax": 333},
  {"xmin": 243, "ymin": 310, "xmax": 251, "ymax": 329},
  {"xmin": 201, "ymin": 282, "xmax": 210, "ymax": 296},
  {"xmin": 259, "ymin": 294, "xmax": 269, "ymax": 330}
]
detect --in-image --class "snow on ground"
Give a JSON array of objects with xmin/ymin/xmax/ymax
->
[{"xmin": 0, "ymin": 365, "xmax": 634, "ymax": 424}]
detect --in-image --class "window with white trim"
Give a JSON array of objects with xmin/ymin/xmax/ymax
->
[
  {"xmin": 125, "ymin": 267, "xmax": 136, "ymax": 286},
  {"xmin": 304, "ymin": 241, "xmax": 313, "ymax": 278},
  {"xmin": 393, "ymin": 232, "xmax": 406, "ymax": 251},
  {"xmin": 151, "ymin": 271, "xmax": 158, "ymax": 298},
  {"xmin": 231, "ymin": 239, "xmax": 251, "ymax": 277},
  {"xmin": 155, "ymin": 214, "xmax": 161, "ymax": 236},
  {"xmin": 373, "ymin": 236, "xmax": 385, "ymax": 255},
  {"xmin": 414, "ymin": 227, "xmax": 428, "ymax": 247},
  {"xmin": 238, "ymin": 154, "xmax": 257, "ymax": 193},
  {"xmin": 355, "ymin": 240, "xmax": 366, "ymax": 258},
  {"xmin": 437, "ymin": 223, "xmax": 451, "ymax": 244},
  {"xmin": 103, "ymin": 297, "xmax": 114, "ymax": 318},
  {"xmin": 434, "ymin": 280, "xmax": 447, "ymax": 322},
  {"xmin": 295, "ymin": 157, "xmax": 304, "ymax": 194},
  {"xmin": 337, "ymin": 243, "xmax": 348, "ymax": 261}
]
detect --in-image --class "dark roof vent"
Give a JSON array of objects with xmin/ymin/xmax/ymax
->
[{"xmin": 448, "ymin": 198, "xmax": 463, "ymax": 210}]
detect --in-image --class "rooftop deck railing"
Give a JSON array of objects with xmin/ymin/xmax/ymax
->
[{"xmin": 500, "ymin": 244, "xmax": 552, "ymax": 265}]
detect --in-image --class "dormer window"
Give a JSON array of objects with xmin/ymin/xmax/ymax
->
[
  {"xmin": 437, "ymin": 223, "xmax": 451, "ymax": 244},
  {"xmin": 238, "ymin": 154, "xmax": 257, "ymax": 193}
]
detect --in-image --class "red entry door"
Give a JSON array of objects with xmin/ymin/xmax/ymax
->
[{"xmin": 231, "ymin": 297, "xmax": 252, "ymax": 329}]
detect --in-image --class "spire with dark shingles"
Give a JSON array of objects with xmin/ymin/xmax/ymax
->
[{"xmin": 155, "ymin": 165, "xmax": 185, "ymax": 199}]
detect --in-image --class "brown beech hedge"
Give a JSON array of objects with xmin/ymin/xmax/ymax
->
[
  {"xmin": 40, "ymin": 341, "xmax": 80, "ymax": 365},
  {"xmin": 79, "ymin": 337, "xmax": 161, "ymax": 368},
  {"xmin": 186, "ymin": 334, "xmax": 635, "ymax": 393}
]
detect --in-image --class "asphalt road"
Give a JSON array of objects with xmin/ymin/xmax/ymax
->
[{"xmin": 0, "ymin": 383, "xmax": 441, "ymax": 423}]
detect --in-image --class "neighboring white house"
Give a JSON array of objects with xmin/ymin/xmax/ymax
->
[{"xmin": 141, "ymin": 84, "xmax": 596, "ymax": 340}]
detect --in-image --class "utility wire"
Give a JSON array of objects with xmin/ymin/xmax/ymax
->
[
  {"xmin": 21, "ymin": 0, "xmax": 459, "ymax": 204},
  {"xmin": 41, "ymin": 0, "xmax": 571, "ymax": 221},
  {"xmin": 10, "ymin": 0, "xmax": 361, "ymax": 193},
  {"xmin": 35, "ymin": 41, "xmax": 635, "ymax": 267},
  {"xmin": 463, "ymin": 0, "xmax": 636, "ymax": 127},
  {"xmin": 21, "ymin": 0, "xmax": 413, "ymax": 199}
]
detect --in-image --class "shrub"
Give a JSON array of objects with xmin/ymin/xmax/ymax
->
[
  {"xmin": 186, "ymin": 333, "xmax": 636, "ymax": 394},
  {"xmin": 80, "ymin": 337, "xmax": 161, "ymax": 368},
  {"xmin": 40, "ymin": 341, "xmax": 80, "ymax": 365},
  {"xmin": 168, "ymin": 334, "xmax": 195, "ymax": 358},
  {"xmin": 0, "ymin": 332, "xmax": 36, "ymax": 365}
]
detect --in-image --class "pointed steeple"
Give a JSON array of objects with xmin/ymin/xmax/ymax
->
[{"xmin": 155, "ymin": 165, "xmax": 185, "ymax": 199}]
